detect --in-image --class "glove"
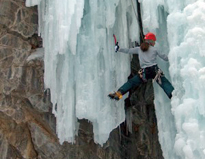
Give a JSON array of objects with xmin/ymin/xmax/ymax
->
[{"xmin": 115, "ymin": 42, "xmax": 119, "ymax": 52}]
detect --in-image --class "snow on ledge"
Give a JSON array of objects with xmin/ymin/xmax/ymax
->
[{"xmin": 27, "ymin": 48, "xmax": 44, "ymax": 61}]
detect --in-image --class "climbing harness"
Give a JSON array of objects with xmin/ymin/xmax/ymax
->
[
  {"xmin": 138, "ymin": 68, "xmax": 147, "ymax": 83},
  {"xmin": 138, "ymin": 65, "xmax": 164, "ymax": 84},
  {"xmin": 153, "ymin": 68, "xmax": 163, "ymax": 84}
]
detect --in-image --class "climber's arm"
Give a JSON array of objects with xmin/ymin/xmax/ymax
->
[
  {"xmin": 119, "ymin": 47, "xmax": 140, "ymax": 54},
  {"xmin": 157, "ymin": 50, "xmax": 168, "ymax": 61}
]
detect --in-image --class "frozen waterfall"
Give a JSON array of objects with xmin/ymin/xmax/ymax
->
[
  {"xmin": 26, "ymin": 0, "xmax": 205, "ymax": 159},
  {"xmin": 26, "ymin": 0, "xmax": 139, "ymax": 145},
  {"xmin": 139, "ymin": 0, "xmax": 205, "ymax": 158}
]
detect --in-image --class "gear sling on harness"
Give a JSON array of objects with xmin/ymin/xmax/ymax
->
[{"xmin": 117, "ymin": 65, "xmax": 174, "ymax": 99}]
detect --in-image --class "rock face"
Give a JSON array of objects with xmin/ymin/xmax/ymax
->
[
  {"xmin": 119, "ymin": 55, "xmax": 163, "ymax": 159},
  {"xmin": 0, "ymin": 0, "xmax": 163, "ymax": 159}
]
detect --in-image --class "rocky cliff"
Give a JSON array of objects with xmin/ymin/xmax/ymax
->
[{"xmin": 0, "ymin": 0, "xmax": 163, "ymax": 158}]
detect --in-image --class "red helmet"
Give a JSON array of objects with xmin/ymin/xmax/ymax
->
[{"xmin": 144, "ymin": 32, "xmax": 156, "ymax": 41}]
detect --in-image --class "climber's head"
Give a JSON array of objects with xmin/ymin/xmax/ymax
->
[
  {"xmin": 144, "ymin": 32, "xmax": 156, "ymax": 41},
  {"xmin": 140, "ymin": 32, "xmax": 156, "ymax": 52},
  {"xmin": 144, "ymin": 32, "xmax": 156, "ymax": 46}
]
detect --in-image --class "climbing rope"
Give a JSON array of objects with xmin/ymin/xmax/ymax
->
[{"xmin": 130, "ymin": 0, "xmax": 144, "ymax": 42}]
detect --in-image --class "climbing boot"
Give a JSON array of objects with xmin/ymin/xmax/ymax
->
[{"xmin": 108, "ymin": 91, "xmax": 123, "ymax": 100}]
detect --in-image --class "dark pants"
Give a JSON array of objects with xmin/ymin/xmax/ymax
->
[{"xmin": 118, "ymin": 65, "xmax": 174, "ymax": 99}]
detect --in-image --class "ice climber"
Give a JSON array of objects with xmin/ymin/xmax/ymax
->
[{"xmin": 108, "ymin": 32, "xmax": 174, "ymax": 100}]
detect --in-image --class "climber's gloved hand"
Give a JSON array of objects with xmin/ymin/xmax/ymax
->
[{"xmin": 115, "ymin": 42, "xmax": 119, "ymax": 52}]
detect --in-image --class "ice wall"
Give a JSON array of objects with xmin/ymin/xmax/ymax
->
[
  {"xmin": 26, "ymin": 0, "xmax": 205, "ymax": 158},
  {"xmin": 168, "ymin": 1, "xmax": 205, "ymax": 159},
  {"xmin": 140, "ymin": 0, "xmax": 205, "ymax": 159},
  {"xmin": 26, "ymin": 0, "xmax": 139, "ymax": 145}
]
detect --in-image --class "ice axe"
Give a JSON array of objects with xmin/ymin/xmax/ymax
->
[{"xmin": 113, "ymin": 34, "xmax": 119, "ymax": 52}]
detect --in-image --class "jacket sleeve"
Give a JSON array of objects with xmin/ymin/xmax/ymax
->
[
  {"xmin": 119, "ymin": 47, "xmax": 140, "ymax": 54},
  {"xmin": 157, "ymin": 50, "xmax": 168, "ymax": 61}
]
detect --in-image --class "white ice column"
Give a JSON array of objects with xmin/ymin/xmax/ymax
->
[{"xmin": 26, "ymin": 0, "xmax": 139, "ymax": 145}]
